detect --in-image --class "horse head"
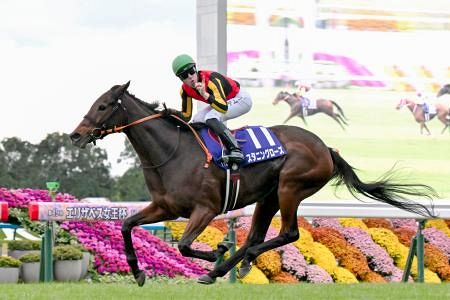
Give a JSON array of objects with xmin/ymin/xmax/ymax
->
[
  {"xmin": 70, "ymin": 81, "xmax": 131, "ymax": 148},
  {"xmin": 396, "ymin": 98, "xmax": 412, "ymax": 110},
  {"xmin": 273, "ymin": 91, "xmax": 289, "ymax": 105}
]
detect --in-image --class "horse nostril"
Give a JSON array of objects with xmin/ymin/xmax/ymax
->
[{"xmin": 70, "ymin": 133, "xmax": 81, "ymax": 141}]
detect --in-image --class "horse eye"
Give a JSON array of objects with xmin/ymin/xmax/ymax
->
[{"xmin": 98, "ymin": 104, "xmax": 106, "ymax": 111}]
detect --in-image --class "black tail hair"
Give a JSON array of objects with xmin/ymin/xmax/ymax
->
[{"xmin": 329, "ymin": 148, "xmax": 437, "ymax": 218}]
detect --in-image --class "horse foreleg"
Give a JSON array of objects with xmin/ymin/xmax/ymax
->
[
  {"xmin": 421, "ymin": 123, "xmax": 431, "ymax": 135},
  {"xmin": 283, "ymin": 112, "xmax": 297, "ymax": 124},
  {"xmin": 198, "ymin": 200, "xmax": 279, "ymax": 284},
  {"xmin": 177, "ymin": 207, "xmax": 218, "ymax": 262},
  {"xmin": 121, "ymin": 202, "xmax": 173, "ymax": 287},
  {"xmin": 299, "ymin": 115, "xmax": 308, "ymax": 126}
]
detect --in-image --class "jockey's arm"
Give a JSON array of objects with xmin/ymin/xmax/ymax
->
[
  {"xmin": 206, "ymin": 80, "xmax": 228, "ymax": 113},
  {"xmin": 180, "ymin": 89, "xmax": 193, "ymax": 122}
]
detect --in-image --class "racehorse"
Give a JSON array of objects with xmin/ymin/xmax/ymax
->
[
  {"xmin": 437, "ymin": 84, "xmax": 450, "ymax": 97},
  {"xmin": 272, "ymin": 91, "xmax": 349, "ymax": 130},
  {"xmin": 70, "ymin": 82, "xmax": 436, "ymax": 286},
  {"xmin": 396, "ymin": 98, "xmax": 450, "ymax": 135}
]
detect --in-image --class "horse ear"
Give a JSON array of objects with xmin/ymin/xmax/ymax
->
[{"xmin": 114, "ymin": 81, "xmax": 131, "ymax": 99}]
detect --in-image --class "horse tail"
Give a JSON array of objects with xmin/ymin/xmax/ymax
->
[
  {"xmin": 331, "ymin": 101, "xmax": 349, "ymax": 121},
  {"xmin": 328, "ymin": 148, "xmax": 437, "ymax": 218}
]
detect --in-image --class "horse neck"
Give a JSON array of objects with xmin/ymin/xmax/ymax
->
[
  {"xmin": 404, "ymin": 100, "xmax": 417, "ymax": 112},
  {"xmin": 284, "ymin": 94, "xmax": 298, "ymax": 106},
  {"xmin": 121, "ymin": 95, "xmax": 181, "ymax": 168}
]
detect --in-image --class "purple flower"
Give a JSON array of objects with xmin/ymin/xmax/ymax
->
[
  {"xmin": 423, "ymin": 228, "xmax": 450, "ymax": 260},
  {"xmin": 312, "ymin": 217, "xmax": 342, "ymax": 230},
  {"xmin": 306, "ymin": 264, "xmax": 333, "ymax": 283}
]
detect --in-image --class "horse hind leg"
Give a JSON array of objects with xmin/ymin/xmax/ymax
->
[
  {"xmin": 337, "ymin": 113, "xmax": 349, "ymax": 126},
  {"xmin": 238, "ymin": 181, "xmax": 326, "ymax": 278},
  {"xmin": 331, "ymin": 114, "xmax": 347, "ymax": 131},
  {"xmin": 198, "ymin": 199, "xmax": 280, "ymax": 284},
  {"xmin": 121, "ymin": 202, "xmax": 174, "ymax": 286}
]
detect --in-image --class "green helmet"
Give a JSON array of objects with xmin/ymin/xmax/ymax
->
[{"xmin": 172, "ymin": 54, "xmax": 196, "ymax": 76}]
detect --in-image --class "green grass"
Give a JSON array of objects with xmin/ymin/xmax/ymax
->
[
  {"xmin": 227, "ymin": 87, "xmax": 450, "ymax": 199},
  {"xmin": 0, "ymin": 282, "xmax": 449, "ymax": 300}
]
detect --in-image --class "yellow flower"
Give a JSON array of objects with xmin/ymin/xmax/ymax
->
[
  {"xmin": 196, "ymin": 226, "xmax": 225, "ymax": 249},
  {"xmin": 164, "ymin": 222, "xmax": 186, "ymax": 240},
  {"xmin": 426, "ymin": 219, "xmax": 450, "ymax": 238},
  {"xmin": 332, "ymin": 267, "xmax": 359, "ymax": 283},
  {"xmin": 339, "ymin": 218, "xmax": 369, "ymax": 231},
  {"xmin": 239, "ymin": 265, "xmax": 270, "ymax": 284},
  {"xmin": 255, "ymin": 250, "xmax": 282, "ymax": 278},
  {"xmin": 270, "ymin": 217, "xmax": 282, "ymax": 229},
  {"xmin": 370, "ymin": 227, "xmax": 441, "ymax": 283}
]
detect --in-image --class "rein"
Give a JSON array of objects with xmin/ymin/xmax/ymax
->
[{"xmin": 96, "ymin": 113, "xmax": 212, "ymax": 168}]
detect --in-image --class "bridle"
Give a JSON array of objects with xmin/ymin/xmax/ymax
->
[
  {"xmin": 84, "ymin": 99, "xmax": 212, "ymax": 168},
  {"xmin": 84, "ymin": 99, "xmax": 129, "ymax": 144}
]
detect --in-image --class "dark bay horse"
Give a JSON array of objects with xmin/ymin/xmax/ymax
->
[
  {"xmin": 70, "ymin": 82, "xmax": 436, "ymax": 286},
  {"xmin": 272, "ymin": 91, "xmax": 349, "ymax": 130},
  {"xmin": 396, "ymin": 98, "xmax": 450, "ymax": 135}
]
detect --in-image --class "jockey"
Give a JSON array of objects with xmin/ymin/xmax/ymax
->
[
  {"xmin": 172, "ymin": 54, "xmax": 253, "ymax": 165},
  {"xmin": 294, "ymin": 80, "xmax": 312, "ymax": 114},
  {"xmin": 416, "ymin": 89, "xmax": 431, "ymax": 121}
]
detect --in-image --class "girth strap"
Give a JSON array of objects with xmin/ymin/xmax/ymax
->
[{"xmin": 221, "ymin": 168, "xmax": 240, "ymax": 214}]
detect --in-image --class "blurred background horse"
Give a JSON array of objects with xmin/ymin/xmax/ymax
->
[
  {"xmin": 396, "ymin": 98, "xmax": 450, "ymax": 134},
  {"xmin": 272, "ymin": 91, "xmax": 349, "ymax": 130}
]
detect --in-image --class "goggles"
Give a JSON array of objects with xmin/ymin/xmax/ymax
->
[{"xmin": 178, "ymin": 66, "xmax": 197, "ymax": 80}]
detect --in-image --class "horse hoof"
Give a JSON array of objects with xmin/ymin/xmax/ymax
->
[
  {"xmin": 134, "ymin": 270, "xmax": 146, "ymax": 287},
  {"xmin": 197, "ymin": 274, "xmax": 216, "ymax": 285},
  {"xmin": 238, "ymin": 264, "xmax": 252, "ymax": 279}
]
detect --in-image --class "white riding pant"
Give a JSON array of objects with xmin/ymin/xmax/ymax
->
[{"xmin": 192, "ymin": 90, "xmax": 253, "ymax": 123}]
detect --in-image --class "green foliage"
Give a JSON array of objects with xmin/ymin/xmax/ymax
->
[
  {"xmin": 0, "ymin": 133, "xmax": 114, "ymax": 198},
  {"xmin": 7, "ymin": 240, "xmax": 40, "ymax": 251},
  {"xmin": 71, "ymin": 243, "xmax": 88, "ymax": 253},
  {"xmin": 18, "ymin": 252, "xmax": 40, "ymax": 263},
  {"xmin": 53, "ymin": 245, "xmax": 83, "ymax": 261},
  {"xmin": 112, "ymin": 167, "xmax": 149, "ymax": 201},
  {"xmin": 8, "ymin": 208, "xmax": 46, "ymax": 236},
  {"xmin": 111, "ymin": 139, "xmax": 149, "ymax": 201},
  {"xmin": 0, "ymin": 256, "xmax": 22, "ymax": 268}
]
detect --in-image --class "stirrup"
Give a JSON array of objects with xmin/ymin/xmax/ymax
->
[{"xmin": 219, "ymin": 150, "xmax": 244, "ymax": 167}]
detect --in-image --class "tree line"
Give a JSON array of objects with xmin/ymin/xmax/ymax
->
[{"xmin": 0, "ymin": 133, "xmax": 149, "ymax": 201}]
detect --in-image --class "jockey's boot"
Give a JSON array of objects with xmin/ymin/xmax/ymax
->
[{"xmin": 206, "ymin": 118, "xmax": 244, "ymax": 165}]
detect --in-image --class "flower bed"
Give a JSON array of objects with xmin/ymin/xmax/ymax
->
[{"xmin": 2, "ymin": 187, "xmax": 449, "ymax": 284}]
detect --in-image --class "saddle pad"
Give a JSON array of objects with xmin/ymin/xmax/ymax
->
[
  {"xmin": 428, "ymin": 104, "xmax": 437, "ymax": 115},
  {"xmin": 199, "ymin": 125, "xmax": 287, "ymax": 169}
]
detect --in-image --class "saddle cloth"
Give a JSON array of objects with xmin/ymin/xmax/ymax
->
[
  {"xmin": 199, "ymin": 125, "xmax": 287, "ymax": 169},
  {"xmin": 309, "ymin": 98, "xmax": 317, "ymax": 109},
  {"xmin": 428, "ymin": 104, "xmax": 437, "ymax": 115}
]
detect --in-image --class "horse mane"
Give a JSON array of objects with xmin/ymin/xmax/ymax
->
[{"xmin": 122, "ymin": 89, "xmax": 189, "ymax": 128}]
